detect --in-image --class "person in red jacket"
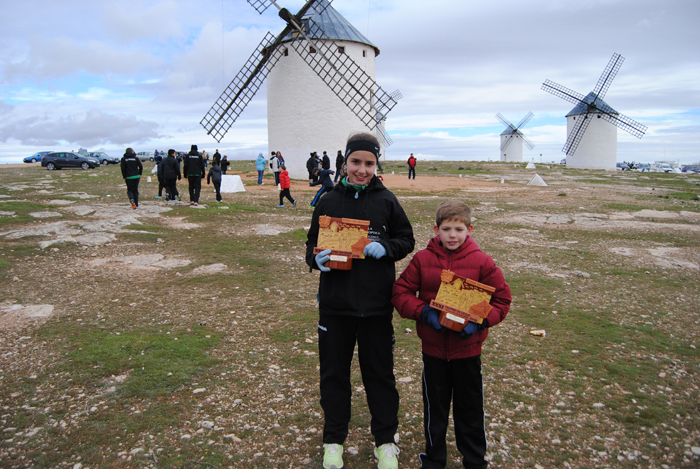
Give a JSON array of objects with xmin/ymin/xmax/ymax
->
[
  {"xmin": 392, "ymin": 199, "xmax": 511, "ymax": 469},
  {"xmin": 275, "ymin": 164, "xmax": 296, "ymax": 207},
  {"xmin": 407, "ymin": 153, "xmax": 417, "ymax": 180}
]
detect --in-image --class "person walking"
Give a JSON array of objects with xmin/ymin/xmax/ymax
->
[
  {"xmin": 307, "ymin": 152, "xmax": 319, "ymax": 184},
  {"xmin": 306, "ymin": 132, "xmax": 415, "ymax": 469},
  {"xmin": 154, "ymin": 152, "xmax": 165, "ymax": 199},
  {"xmin": 322, "ymin": 151, "xmax": 330, "ymax": 170},
  {"xmin": 275, "ymin": 164, "xmax": 296, "ymax": 207},
  {"xmin": 334, "ymin": 150, "xmax": 344, "ymax": 182},
  {"xmin": 121, "ymin": 147, "xmax": 143, "ymax": 210},
  {"xmin": 256, "ymin": 152, "xmax": 267, "ymax": 185},
  {"xmin": 270, "ymin": 151, "xmax": 281, "ymax": 186},
  {"xmin": 220, "ymin": 155, "xmax": 230, "ymax": 175},
  {"xmin": 407, "ymin": 153, "xmax": 417, "ymax": 180},
  {"xmin": 207, "ymin": 161, "xmax": 223, "ymax": 203},
  {"xmin": 184, "ymin": 145, "xmax": 205, "ymax": 205},
  {"xmin": 309, "ymin": 167, "xmax": 335, "ymax": 208},
  {"xmin": 202, "ymin": 150, "xmax": 209, "ymax": 169},
  {"xmin": 162, "ymin": 149, "xmax": 181, "ymax": 201},
  {"xmin": 213, "ymin": 149, "xmax": 221, "ymax": 166}
]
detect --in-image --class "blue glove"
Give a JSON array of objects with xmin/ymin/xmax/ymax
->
[
  {"xmin": 363, "ymin": 242, "xmax": 386, "ymax": 259},
  {"xmin": 315, "ymin": 249, "xmax": 331, "ymax": 272},
  {"xmin": 421, "ymin": 305, "xmax": 443, "ymax": 333},
  {"xmin": 459, "ymin": 322, "xmax": 485, "ymax": 340}
]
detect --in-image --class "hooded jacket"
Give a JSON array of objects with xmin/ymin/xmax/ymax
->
[
  {"xmin": 162, "ymin": 155, "xmax": 181, "ymax": 180},
  {"xmin": 207, "ymin": 164, "xmax": 222, "ymax": 184},
  {"xmin": 184, "ymin": 150, "xmax": 205, "ymax": 178},
  {"xmin": 256, "ymin": 155, "xmax": 267, "ymax": 171},
  {"xmin": 392, "ymin": 235, "xmax": 511, "ymax": 360},
  {"xmin": 310, "ymin": 169, "xmax": 334, "ymax": 188},
  {"xmin": 306, "ymin": 176, "xmax": 415, "ymax": 318},
  {"xmin": 120, "ymin": 152, "xmax": 143, "ymax": 179},
  {"xmin": 279, "ymin": 169, "xmax": 291, "ymax": 189}
]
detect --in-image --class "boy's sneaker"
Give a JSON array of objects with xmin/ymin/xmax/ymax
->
[
  {"xmin": 275, "ymin": 204, "xmax": 284, "ymax": 207},
  {"xmin": 130, "ymin": 200, "xmax": 137, "ymax": 210},
  {"xmin": 155, "ymin": 195, "xmax": 162, "ymax": 199},
  {"xmin": 323, "ymin": 443, "xmax": 343, "ymax": 469},
  {"xmin": 292, "ymin": 200, "xmax": 296, "ymax": 207},
  {"xmin": 374, "ymin": 443, "xmax": 399, "ymax": 469}
]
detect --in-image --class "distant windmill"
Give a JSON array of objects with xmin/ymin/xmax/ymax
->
[
  {"xmin": 200, "ymin": 0, "xmax": 401, "ymax": 179},
  {"xmin": 542, "ymin": 52, "xmax": 647, "ymax": 170},
  {"xmin": 496, "ymin": 112, "xmax": 535, "ymax": 162}
]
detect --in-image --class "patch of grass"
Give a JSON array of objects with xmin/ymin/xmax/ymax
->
[
  {"xmin": 604, "ymin": 202, "xmax": 650, "ymax": 212},
  {"xmin": 658, "ymin": 191, "xmax": 699, "ymax": 201},
  {"xmin": 39, "ymin": 324, "xmax": 221, "ymax": 398},
  {"xmin": 0, "ymin": 258, "xmax": 11, "ymax": 273}
]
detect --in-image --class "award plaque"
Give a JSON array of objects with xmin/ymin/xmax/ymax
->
[
  {"xmin": 429, "ymin": 270, "xmax": 496, "ymax": 332},
  {"xmin": 312, "ymin": 216, "xmax": 372, "ymax": 270}
]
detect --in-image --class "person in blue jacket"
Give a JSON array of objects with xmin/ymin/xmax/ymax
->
[
  {"xmin": 309, "ymin": 167, "xmax": 334, "ymax": 207},
  {"xmin": 256, "ymin": 152, "xmax": 267, "ymax": 185}
]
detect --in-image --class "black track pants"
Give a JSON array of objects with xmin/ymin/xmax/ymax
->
[
  {"xmin": 125, "ymin": 178, "xmax": 140, "ymax": 206},
  {"xmin": 188, "ymin": 176, "xmax": 201, "ymax": 203}
]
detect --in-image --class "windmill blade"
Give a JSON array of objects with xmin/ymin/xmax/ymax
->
[
  {"xmin": 563, "ymin": 114, "xmax": 592, "ymax": 156},
  {"xmin": 522, "ymin": 134, "xmax": 535, "ymax": 150},
  {"xmin": 593, "ymin": 52, "xmax": 624, "ymax": 100},
  {"xmin": 515, "ymin": 111, "xmax": 534, "ymax": 130},
  {"xmin": 246, "ymin": 0, "xmax": 274, "ymax": 14},
  {"xmin": 598, "ymin": 111, "xmax": 647, "ymax": 139},
  {"xmin": 496, "ymin": 112, "xmax": 515, "ymax": 131},
  {"xmin": 542, "ymin": 80, "xmax": 586, "ymax": 107},
  {"xmin": 377, "ymin": 120, "xmax": 393, "ymax": 147},
  {"xmin": 247, "ymin": 0, "xmax": 333, "ymax": 16},
  {"xmin": 200, "ymin": 32, "xmax": 284, "ymax": 142},
  {"xmin": 288, "ymin": 18, "xmax": 399, "ymax": 129},
  {"xmin": 309, "ymin": 0, "xmax": 334, "ymax": 15},
  {"xmin": 500, "ymin": 135, "xmax": 514, "ymax": 152}
]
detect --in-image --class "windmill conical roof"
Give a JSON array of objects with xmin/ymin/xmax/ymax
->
[
  {"xmin": 282, "ymin": 1, "xmax": 379, "ymax": 56},
  {"xmin": 500, "ymin": 127, "xmax": 522, "ymax": 136},
  {"xmin": 566, "ymin": 92, "xmax": 618, "ymax": 117}
]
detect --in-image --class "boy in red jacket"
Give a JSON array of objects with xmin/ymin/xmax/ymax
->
[
  {"xmin": 275, "ymin": 164, "xmax": 296, "ymax": 207},
  {"xmin": 392, "ymin": 200, "xmax": 511, "ymax": 469}
]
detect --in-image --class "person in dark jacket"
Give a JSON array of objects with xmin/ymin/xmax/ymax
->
[
  {"xmin": 154, "ymin": 153, "xmax": 165, "ymax": 199},
  {"xmin": 220, "ymin": 155, "xmax": 230, "ymax": 175},
  {"xmin": 306, "ymin": 152, "xmax": 319, "ymax": 184},
  {"xmin": 120, "ymin": 147, "xmax": 143, "ymax": 210},
  {"xmin": 334, "ymin": 150, "xmax": 344, "ymax": 182},
  {"xmin": 392, "ymin": 200, "xmax": 511, "ymax": 469},
  {"xmin": 213, "ymin": 149, "xmax": 221, "ymax": 166},
  {"xmin": 162, "ymin": 149, "xmax": 181, "ymax": 201},
  {"xmin": 184, "ymin": 144, "xmax": 205, "ymax": 205},
  {"xmin": 306, "ymin": 132, "xmax": 414, "ymax": 469},
  {"xmin": 308, "ymin": 168, "xmax": 334, "ymax": 207},
  {"xmin": 322, "ymin": 151, "xmax": 330, "ymax": 170},
  {"xmin": 207, "ymin": 162, "xmax": 223, "ymax": 202}
]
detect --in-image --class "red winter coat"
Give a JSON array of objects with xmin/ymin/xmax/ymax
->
[
  {"xmin": 392, "ymin": 235, "xmax": 511, "ymax": 360},
  {"xmin": 279, "ymin": 170, "xmax": 291, "ymax": 189},
  {"xmin": 408, "ymin": 156, "xmax": 416, "ymax": 168}
]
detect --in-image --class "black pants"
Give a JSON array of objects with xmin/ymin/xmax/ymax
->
[
  {"xmin": 310, "ymin": 186, "xmax": 332, "ymax": 207},
  {"xmin": 274, "ymin": 171, "xmax": 280, "ymax": 185},
  {"xmin": 318, "ymin": 314, "xmax": 399, "ymax": 446},
  {"xmin": 279, "ymin": 188, "xmax": 294, "ymax": 205},
  {"xmin": 125, "ymin": 178, "xmax": 140, "ymax": 206},
  {"xmin": 165, "ymin": 178, "xmax": 179, "ymax": 200},
  {"xmin": 420, "ymin": 354, "xmax": 487, "ymax": 469},
  {"xmin": 158, "ymin": 177, "xmax": 165, "ymax": 196},
  {"xmin": 213, "ymin": 180, "xmax": 221, "ymax": 201},
  {"xmin": 408, "ymin": 167, "xmax": 416, "ymax": 179},
  {"xmin": 188, "ymin": 176, "xmax": 201, "ymax": 203}
]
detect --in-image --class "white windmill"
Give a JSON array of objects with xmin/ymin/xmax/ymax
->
[
  {"xmin": 542, "ymin": 53, "xmax": 647, "ymax": 170},
  {"xmin": 496, "ymin": 112, "xmax": 535, "ymax": 162},
  {"xmin": 201, "ymin": 0, "xmax": 401, "ymax": 179}
]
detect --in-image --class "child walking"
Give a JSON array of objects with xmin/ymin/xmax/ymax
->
[
  {"xmin": 306, "ymin": 132, "xmax": 415, "ymax": 469},
  {"xmin": 309, "ymin": 167, "xmax": 335, "ymax": 207},
  {"xmin": 276, "ymin": 164, "xmax": 296, "ymax": 207},
  {"xmin": 392, "ymin": 200, "xmax": 511, "ymax": 469},
  {"xmin": 206, "ymin": 161, "xmax": 223, "ymax": 202}
]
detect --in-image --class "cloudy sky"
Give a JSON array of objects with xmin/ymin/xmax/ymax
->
[{"xmin": 1, "ymin": 0, "xmax": 698, "ymax": 164}]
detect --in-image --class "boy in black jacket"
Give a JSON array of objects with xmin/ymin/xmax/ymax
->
[
  {"xmin": 306, "ymin": 132, "xmax": 415, "ymax": 469},
  {"xmin": 184, "ymin": 144, "xmax": 205, "ymax": 205},
  {"xmin": 207, "ymin": 162, "xmax": 223, "ymax": 203},
  {"xmin": 120, "ymin": 147, "xmax": 143, "ymax": 210},
  {"xmin": 162, "ymin": 149, "xmax": 181, "ymax": 201},
  {"xmin": 309, "ymin": 168, "xmax": 334, "ymax": 207}
]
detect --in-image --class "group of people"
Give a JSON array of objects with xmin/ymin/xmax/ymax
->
[
  {"xmin": 307, "ymin": 132, "xmax": 511, "ymax": 469},
  {"xmin": 122, "ymin": 146, "xmax": 231, "ymax": 208}
]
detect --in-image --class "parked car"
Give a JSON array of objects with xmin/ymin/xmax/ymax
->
[
  {"xmin": 616, "ymin": 162, "xmax": 631, "ymax": 171},
  {"xmin": 87, "ymin": 151, "xmax": 119, "ymax": 165},
  {"xmin": 681, "ymin": 165, "xmax": 700, "ymax": 173},
  {"xmin": 560, "ymin": 158, "xmax": 566, "ymax": 165},
  {"xmin": 135, "ymin": 151, "xmax": 154, "ymax": 162},
  {"xmin": 635, "ymin": 163, "xmax": 651, "ymax": 172},
  {"xmin": 23, "ymin": 151, "xmax": 53, "ymax": 163},
  {"xmin": 41, "ymin": 152, "xmax": 100, "ymax": 170},
  {"xmin": 655, "ymin": 163, "xmax": 674, "ymax": 173}
]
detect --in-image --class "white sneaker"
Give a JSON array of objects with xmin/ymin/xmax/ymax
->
[
  {"xmin": 323, "ymin": 443, "xmax": 343, "ymax": 469},
  {"xmin": 374, "ymin": 442, "xmax": 399, "ymax": 469}
]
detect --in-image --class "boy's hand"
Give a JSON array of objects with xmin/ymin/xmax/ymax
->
[
  {"xmin": 459, "ymin": 322, "xmax": 485, "ymax": 340},
  {"xmin": 421, "ymin": 305, "xmax": 443, "ymax": 333},
  {"xmin": 363, "ymin": 242, "xmax": 386, "ymax": 259},
  {"xmin": 315, "ymin": 249, "xmax": 332, "ymax": 272}
]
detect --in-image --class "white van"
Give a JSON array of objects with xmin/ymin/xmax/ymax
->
[{"xmin": 135, "ymin": 151, "xmax": 154, "ymax": 162}]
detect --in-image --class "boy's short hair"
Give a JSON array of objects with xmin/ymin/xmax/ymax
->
[
  {"xmin": 436, "ymin": 200, "xmax": 472, "ymax": 227},
  {"xmin": 280, "ymin": 164, "xmax": 286, "ymax": 170}
]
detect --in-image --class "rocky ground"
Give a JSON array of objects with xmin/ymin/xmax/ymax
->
[{"xmin": 0, "ymin": 161, "xmax": 699, "ymax": 468}]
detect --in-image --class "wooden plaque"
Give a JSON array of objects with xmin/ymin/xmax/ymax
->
[
  {"xmin": 312, "ymin": 216, "xmax": 371, "ymax": 270},
  {"xmin": 430, "ymin": 270, "xmax": 496, "ymax": 332}
]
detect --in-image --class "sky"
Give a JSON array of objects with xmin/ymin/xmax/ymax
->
[{"xmin": 1, "ymin": 0, "xmax": 699, "ymax": 165}]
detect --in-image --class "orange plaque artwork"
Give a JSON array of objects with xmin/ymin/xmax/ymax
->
[
  {"xmin": 312, "ymin": 216, "xmax": 371, "ymax": 270},
  {"xmin": 429, "ymin": 270, "xmax": 496, "ymax": 332}
]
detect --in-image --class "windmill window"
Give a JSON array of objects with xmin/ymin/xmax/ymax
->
[
  {"xmin": 362, "ymin": 50, "xmax": 367, "ymax": 57},
  {"xmin": 283, "ymin": 48, "xmax": 288, "ymax": 57},
  {"xmin": 310, "ymin": 46, "xmax": 316, "ymax": 54},
  {"xmin": 338, "ymin": 46, "xmax": 345, "ymax": 54}
]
